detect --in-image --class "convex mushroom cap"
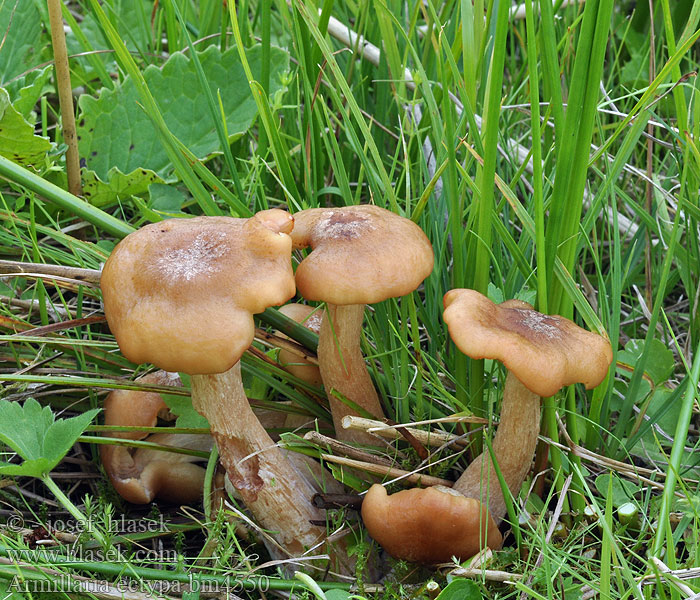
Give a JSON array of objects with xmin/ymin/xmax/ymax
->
[
  {"xmin": 292, "ymin": 205, "xmax": 434, "ymax": 305},
  {"xmin": 361, "ymin": 484, "xmax": 502, "ymax": 564},
  {"xmin": 443, "ymin": 289, "xmax": 613, "ymax": 398},
  {"xmin": 101, "ymin": 210, "xmax": 295, "ymax": 375}
]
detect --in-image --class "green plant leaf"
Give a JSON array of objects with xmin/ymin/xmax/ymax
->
[
  {"xmin": 0, "ymin": 1, "xmax": 44, "ymax": 87},
  {"xmin": 77, "ymin": 44, "xmax": 289, "ymax": 179},
  {"xmin": 594, "ymin": 473, "xmax": 641, "ymax": 508},
  {"xmin": 81, "ymin": 166, "xmax": 164, "ymax": 208},
  {"xmin": 0, "ymin": 87, "xmax": 52, "ymax": 167},
  {"xmin": 618, "ymin": 339, "xmax": 675, "ymax": 387},
  {"xmin": 436, "ymin": 579, "xmax": 483, "ymax": 599},
  {"xmin": 7, "ymin": 65, "xmax": 53, "ymax": 119},
  {"xmin": 0, "ymin": 577, "xmax": 26, "ymax": 599},
  {"xmin": 0, "ymin": 398, "xmax": 100, "ymax": 478},
  {"xmin": 148, "ymin": 183, "xmax": 188, "ymax": 215},
  {"xmin": 161, "ymin": 393, "xmax": 209, "ymax": 429}
]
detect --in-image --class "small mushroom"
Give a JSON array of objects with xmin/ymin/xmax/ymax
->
[
  {"xmin": 101, "ymin": 211, "xmax": 351, "ymax": 571},
  {"xmin": 361, "ymin": 484, "xmax": 502, "ymax": 564},
  {"xmin": 291, "ymin": 205, "xmax": 434, "ymax": 444},
  {"xmin": 443, "ymin": 289, "xmax": 613, "ymax": 521},
  {"xmin": 101, "ymin": 371, "xmax": 211, "ymax": 504},
  {"xmin": 277, "ymin": 303, "xmax": 323, "ymax": 388}
]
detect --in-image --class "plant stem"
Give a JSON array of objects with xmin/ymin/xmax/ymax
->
[
  {"xmin": 47, "ymin": 0, "xmax": 82, "ymax": 196},
  {"xmin": 0, "ymin": 156, "xmax": 134, "ymax": 238},
  {"xmin": 651, "ymin": 339, "xmax": 700, "ymax": 557},
  {"xmin": 40, "ymin": 474, "xmax": 107, "ymax": 548}
]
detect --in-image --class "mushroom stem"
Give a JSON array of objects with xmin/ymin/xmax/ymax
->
[
  {"xmin": 191, "ymin": 362, "xmax": 351, "ymax": 572},
  {"xmin": 453, "ymin": 372, "xmax": 540, "ymax": 522},
  {"xmin": 318, "ymin": 303, "xmax": 385, "ymax": 445}
]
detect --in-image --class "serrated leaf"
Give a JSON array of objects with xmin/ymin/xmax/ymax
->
[
  {"xmin": 0, "ymin": 1, "xmax": 44, "ymax": 86},
  {"xmin": 437, "ymin": 579, "xmax": 483, "ymax": 599},
  {"xmin": 7, "ymin": 65, "xmax": 53, "ymax": 119},
  {"xmin": 617, "ymin": 338, "xmax": 675, "ymax": 386},
  {"xmin": 81, "ymin": 166, "xmax": 164, "ymax": 208},
  {"xmin": 77, "ymin": 45, "xmax": 289, "ymax": 179},
  {"xmin": 487, "ymin": 282, "xmax": 505, "ymax": 304},
  {"xmin": 0, "ymin": 398, "xmax": 100, "ymax": 478},
  {"xmin": 0, "ymin": 87, "xmax": 52, "ymax": 167}
]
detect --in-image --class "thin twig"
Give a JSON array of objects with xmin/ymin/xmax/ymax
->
[
  {"xmin": 320, "ymin": 453, "xmax": 453, "ymax": 487},
  {"xmin": 254, "ymin": 327, "xmax": 318, "ymax": 364},
  {"xmin": 0, "ymin": 260, "xmax": 101, "ymax": 283},
  {"xmin": 303, "ymin": 430, "xmax": 397, "ymax": 465},
  {"xmin": 342, "ymin": 415, "xmax": 468, "ymax": 448}
]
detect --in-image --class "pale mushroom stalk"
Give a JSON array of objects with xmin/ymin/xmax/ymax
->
[
  {"xmin": 318, "ymin": 303, "xmax": 384, "ymax": 441},
  {"xmin": 452, "ymin": 372, "xmax": 540, "ymax": 522},
  {"xmin": 191, "ymin": 363, "xmax": 336, "ymax": 559},
  {"xmin": 291, "ymin": 206, "xmax": 434, "ymax": 446}
]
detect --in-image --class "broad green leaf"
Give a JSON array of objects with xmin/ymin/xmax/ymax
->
[
  {"xmin": 77, "ymin": 45, "xmax": 289, "ymax": 179},
  {"xmin": 618, "ymin": 339, "xmax": 675, "ymax": 387},
  {"xmin": 0, "ymin": 88, "xmax": 52, "ymax": 167},
  {"xmin": 436, "ymin": 579, "xmax": 483, "ymax": 599},
  {"xmin": 148, "ymin": 183, "xmax": 188, "ymax": 215},
  {"xmin": 7, "ymin": 65, "xmax": 53, "ymax": 119},
  {"xmin": 161, "ymin": 393, "xmax": 209, "ymax": 429},
  {"xmin": 594, "ymin": 473, "xmax": 641, "ymax": 508},
  {"xmin": 0, "ymin": 398, "xmax": 99, "ymax": 478},
  {"xmin": 82, "ymin": 166, "xmax": 164, "ymax": 208},
  {"xmin": 66, "ymin": 0, "xmax": 154, "ymax": 78},
  {"xmin": 0, "ymin": 1, "xmax": 44, "ymax": 86},
  {"xmin": 0, "ymin": 577, "xmax": 26, "ymax": 600}
]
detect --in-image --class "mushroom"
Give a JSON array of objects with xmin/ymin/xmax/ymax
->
[
  {"xmin": 361, "ymin": 484, "xmax": 502, "ymax": 564},
  {"xmin": 443, "ymin": 289, "xmax": 613, "ymax": 521},
  {"xmin": 101, "ymin": 210, "xmax": 351, "ymax": 571},
  {"xmin": 276, "ymin": 303, "xmax": 323, "ymax": 388},
  {"xmin": 101, "ymin": 370, "xmax": 211, "ymax": 504},
  {"xmin": 291, "ymin": 205, "xmax": 434, "ymax": 444}
]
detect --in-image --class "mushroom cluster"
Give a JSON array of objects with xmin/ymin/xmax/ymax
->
[
  {"xmin": 101, "ymin": 209, "xmax": 350, "ymax": 572},
  {"xmin": 99, "ymin": 204, "xmax": 613, "ymax": 575},
  {"xmin": 361, "ymin": 289, "xmax": 612, "ymax": 564}
]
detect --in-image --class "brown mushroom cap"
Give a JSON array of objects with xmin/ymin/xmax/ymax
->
[
  {"xmin": 361, "ymin": 484, "xmax": 502, "ymax": 564},
  {"xmin": 100, "ymin": 371, "xmax": 212, "ymax": 504},
  {"xmin": 101, "ymin": 210, "xmax": 296, "ymax": 375},
  {"xmin": 102, "ymin": 370, "xmax": 179, "ymax": 441},
  {"xmin": 291, "ymin": 205, "xmax": 434, "ymax": 305},
  {"xmin": 443, "ymin": 289, "xmax": 613, "ymax": 397}
]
